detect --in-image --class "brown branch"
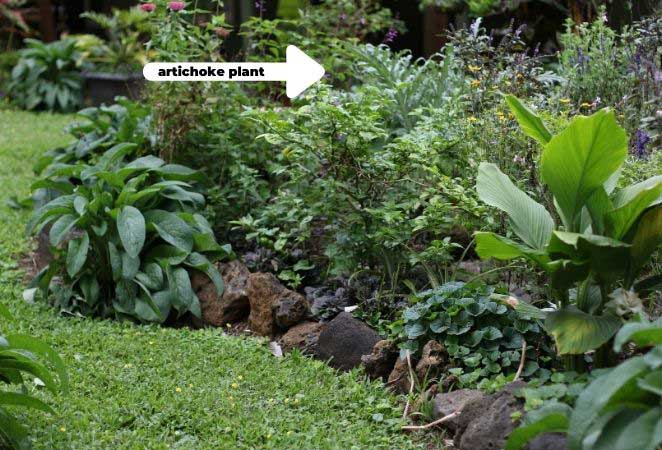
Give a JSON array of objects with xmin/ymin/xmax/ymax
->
[
  {"xmin": 402, "ymin": 411, "xmax": 461, "ymax": 431},
  {"xmin": 514, "ymin": 340, "xmax": 527, "ymax": 382}
]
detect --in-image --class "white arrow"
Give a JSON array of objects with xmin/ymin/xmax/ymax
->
[{"xmin": 143, "ymin": 45, "xmax": 325, "ymax": 99}]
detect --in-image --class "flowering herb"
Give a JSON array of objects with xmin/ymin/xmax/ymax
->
[
  {"xmin": 140, "ymin": 3, "xmax": 156, "ymax": 12},
  {"xmin": 168, "ymin": 1, "xmax": 185, "ymax": 12}
]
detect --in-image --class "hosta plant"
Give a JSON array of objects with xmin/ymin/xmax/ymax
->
[
  {"xmin": 27, "ymin": 144, "xmax": 231, "ymax": 323},
  {"xmin": 394, "ymin": 281, "xmax": 552, "ymax": 386},
  {"xmin": 506, "ymin": 318, "xmax": 662, "ymax": 450},
  {"xmin": 7, "ymin": 39, "xmax": 85, "ymax": 112},
  {"xmin": 0, "ymin": 304, "xmax": 68, "ymax": 449},
  {"xmin": 475, "ymin": 96, "xmax": 662, "ymax": 364}
]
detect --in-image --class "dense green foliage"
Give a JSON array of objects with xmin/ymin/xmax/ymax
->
[
  {"xmin": 0, "ymin": 306, "xmax": 67, "ymax": 450},
  {"xmin": 506, "ymin": 319, "xmax": 662, "ymax": 450},
  {"xmin": 28, "ymin": 145, "xmax": 231, "ymax": 323},
  {"xmin": 395, "ymin": 282, "xmax": 552, "ymax": 385},
  {"xmin": 7, "ymin": 39, "xmax": 85, "ymax": 112},
  {"xmin": 475, "ymin": 96, "xmax": 661, "ymax": 365}
]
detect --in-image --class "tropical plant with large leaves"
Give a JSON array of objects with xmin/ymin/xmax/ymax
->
[
  {"xmin": 0, "ymin": 304, "xmax": 68, "ymax": 449},
  {"xmin": 475, "ymin": 95, "xmax": 662, "ymax": 363},
  {"xmin": 505, "ymin": 318, "xmax": 662, "ymax": 450},
  {"xmin": 27, "ymin": 143, "xmax": 231, "ymax": 323}
]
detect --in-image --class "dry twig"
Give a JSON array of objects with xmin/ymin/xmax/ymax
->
[
  {"xmin": 513, "ymin": 339, "xmax": 527, "ymax": 381},
  {"xmin": 401, "ymin": 411, "xmax": 461, "ymax": 431},
  {"xmin": 402, "ymin": 351, "xmax": 416, "ymax": 419}
]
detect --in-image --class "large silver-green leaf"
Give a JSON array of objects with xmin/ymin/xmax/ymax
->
[
  {"xmin": 505, "ymin": 95, "xmax": 552, "ymax": 144},
  {"xmin": 568, "ymin": 355, "xmax": 650, "ymax": 450},
  {"xmin": 611, "ymin": 175, "xmax": 662, "ymax": 209},
  {"xmin": 545, "ymin": 306, "xmax": 621, "ymax": 355},
  {"xmin": 474, "ymin": 232, "xmax": 550, "ymax": 267},
  {"xmin": 541, "ymin": 109, "xmax": 628, "ymax": 230},
  {"xmin": 477, "ymin": 163, "xmax": 554, "ymax": 249}
]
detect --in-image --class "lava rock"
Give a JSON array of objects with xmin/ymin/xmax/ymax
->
[
  {"xmin": 305, "ymin": 285, "xmax": 351, "ymax": 319},
  {"xmin": 316, "ymin": 312, "xmax": 381, "ymax": 370},
  {"xmin": 274, "ymin": 296, "xmax": 308, "ymax": 329},
  {"xmin": 527, "ymin": 433, "xmax": 568, "ymax": 450},
  {"xmin": 279, "ymin": 321, "xmax": 322, "ymax": 354},
  {"xmin": 415, "ymin": 340, "xmax": 448, "ymax": 380},
  {"xmin": 361, "ymin": 340, "xmax": 398, "ymax": 380},
  {"xmin": 456, "ymin": 381, "xmax": 527, "ymax": 450},
  {"xmin": 432, "ymin": 389, "xmax": 485, "ymax": 434},
  {"xmin": 191, "ymin": 260, "xmax": 251, "ymax": 328},
  {"xmin": 247, "ymin": 272, "xmax": 309, "ymax": 336}
]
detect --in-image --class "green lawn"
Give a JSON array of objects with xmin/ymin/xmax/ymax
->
[{"xmin": 0, "ymin": 110, "xmax": 422, "ymax": 449}]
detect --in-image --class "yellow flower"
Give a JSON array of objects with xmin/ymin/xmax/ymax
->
[
  {"xmin": 237, "ymin": 375, "xmax": 243, "ymax": 381},
  {"xmin": 516, "ymin": 72, "xmax": 524, "ymax": 79},
  {"xmin": 580, "ymin": 102, "xmax": 592, "ymax": 108},
  {"xmin": 287, "ymin": 431, "xmax": 293, "ymax": 436},
  {"xmin": 468, "ymin": 64, "xmax": 481, "ymax": 72},
  {"xmin": 123, "ymin": 363, "xmax": 132, "ymax": 369},
  {"xmin": 175, "ymin": 387, "xmax": 182, "ymax": 393},
  {"xmin": 149, "ymin": 341, "xmax": 154, "ymax": 345},
  {"xmin": 266, "ymin": 434, "xmax": 272, "ymax": 440},
  {"xmin": 231, "ymin": 383, "xmax": 238, "ymax": 389},
  {"xmin": 467, "ymin": 116, "xmax": 478, "ymax": 123},
  {"xmin": 293, "ymin": 398, "xmax": 300, "ymax": 405},
  {"xmin": 59, "ymin": 427, "xmax": 66, "ymax": 433},
  {"xmin": 470, "ymin": 79, "xmax": 481, "ymax": 88},
  {"xmin": 188, "ymin": 383, "xmax": 193, "ymax": 388},
  {"xmin": 228, "ymin": 395, "xmax": 234, "ymax": 401},
  {"xmin": 559, "ymin": 98, "xmax": 571, "ymax": 104},
  {"xmin": 284, "ymin": 398, "xmax": 290, "ymax": 404}
]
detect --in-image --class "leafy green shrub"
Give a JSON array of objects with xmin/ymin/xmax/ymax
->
[
  {"xmin": 79, "ymin": 8, "xmax": 153, "ymax": 73},
  {"xmin": 506, "ymin": 318, "xmax": 662, "ymax": 450},
  {"xmin": 394, "ymin": 281, "xmax": 552, "ymax": 386},
  {"xmin": 475, "ymin": 96, "xmax": 662, "ymax": 366},
  {"xmin": 0, "ymin": 304, "xmax": 68, "ymax": 449},
  {"xmin": 34, "ymin": 98, "xmax": 155, "ymax": 176},
  {"xmin": 27, "ymin": 144, "xmax": 231, "ymax": 323},
  {"xmin": 7, "ymin": 39, "xmax": 85, "ymax": 112}
]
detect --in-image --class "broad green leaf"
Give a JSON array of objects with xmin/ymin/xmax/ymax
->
[
  {"xmin": 184, "ymin": 253, "xmax": 224, "ymax": 296},
  {"xmin": 606, "ymin": 183, "xmax": 662, "ymax": 240},
  {"xmin": 121, "ymin": 252, "xmax": 140, "ymax": 280},
  {"xmin": 547, "ymin": 259, "xmax": 590, "ymax": 292},
  {"xmin": 505, "ymin": 95, "xmax": 552, "ymax": 144},
  {"xmin": 477, "ymin": 163, "xmax": 554, "ymax": 249},
  {"xmin": 541, "ymin": 109, "xmax": 628, "ymax": 230},
  {"xmin": 545, "ymin": 306, "xmax": 621, "ymax": 355},
  {"xmin": 614, "ymin": 318, "xmax": 662, "ymax": 351},
  {"xmin": 638, "ymin": 371, "xmax": 662, "ymax": 396},
  {"xmin": 124, "ymin": 155, "xmax": 165, "ymax": 170},
  {"xmin": 0, "ymin": 407, "xmax": 30, "ymax": 450},
  {"xmin": 166, "ymin": 267, "xmax": 195, "ymax": 313},
  {"xmin": 96, "ymin": 142, "xmax": 137, "ymax": 170},
  {"xmin": 629, "ymin": 208, "xmax": 662, "ymax": 279},
  {"xmin": 505, "ymin": 405, "xmax": 570, "ymax": 450},
  {"xmin": 117, "ymin": 206, "xmax": 145, "ymax": 258},
  {"xmin": 49, "ymin": 214, "xmax": 77, "ymax": 246},
  {"xmin": 108, "ymin": 242, "xmax": 122, "ymax": 281},
  {"xmin": 611, "ymin": 407, "xmax": 662, "ymax": 450},
  {"xmin": 0, "ymin": 392, "xmax": 53, "ymax": 413},
  {"xmin": 474, "ymin": 232, "xmax": 550, "ymax": 267},
  {"xmin": 612, "ymin": 175, "xmax": 662, "ymax": 209},
  {"xmin": 145, "ymin": 245, "xmax": 189, "ymax": 266},
  {"xmin": 145, "ymin": 210, "xmax": 193, "ymax": 253},
  {"xmin": 568, "ymin": 355, "xmax": 649, "ymax": 450},
  {"xmin": 548, "ymin": 231, "xmax": 630, "ymax": 275},
  {"xmin": 66, "ymin": 231, "xmax": 89, "ymax": 277},
  {"xmin": 5, "ymin": 334, "xmax": 69, "ymax": 393}
]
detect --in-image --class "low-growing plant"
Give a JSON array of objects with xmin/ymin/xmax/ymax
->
[
  {"xmin": 34, "ymin": 98, "xmax": 155, "ymax": 176},
  {"xmin": 506, "ymin": 318, "xmax": 662, "ymax": 450},
  {"xmin": 0, "ymin": 304, "xmax": 68, "ymax": 450},
  {"xmin": 475, "ymin": 95, "xmax": 662, "ymax": 368},
  {"xmin": 7, "ymin": 39, "xmax": 86, "ymax": 112},
  {"xmin": 27, "ymin": 144, "xmax": 232, "ymax": 323},
  {"xmin": 394, "ymin": 281, "xmax": 552, "ymax": 386}
]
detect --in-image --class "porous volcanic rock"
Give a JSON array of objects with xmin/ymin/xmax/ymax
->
[
  {"xmin": 279, "ymin": 321, "xmax": 322, "ymax": 354},
  {"xmin": 361, "ymin": 339, "xmax": 398, "ymax": 380},
  {"xmin": 316, "ymin": 312, "xmax": 381, "ymax": 370},
  {"xmin": 247, "ymin": 272, "xmax": 309, "ymax": 336},
  {"xmin": 191, "ymin": 260, "xmax": 250, "ymax": 327}
]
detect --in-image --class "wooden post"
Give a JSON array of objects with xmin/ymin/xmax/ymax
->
[
  {"xmin": 422, "ymin": 6, "xmax": 448, "ymax": 57},
  {"xmin": 37, "ymin": 0, "xmax": 56, "ymax": 42}
]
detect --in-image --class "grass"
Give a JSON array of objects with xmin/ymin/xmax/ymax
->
[{"xmin": 0, "ymin": 110, "xmax": 423, "ymax": 449}]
